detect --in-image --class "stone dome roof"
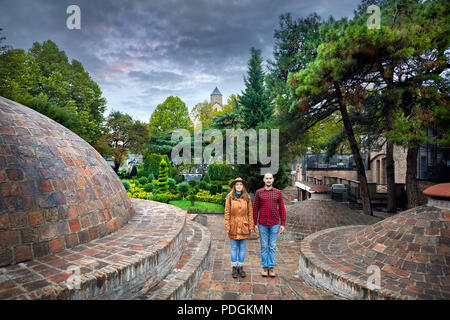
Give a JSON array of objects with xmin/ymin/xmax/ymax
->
[
  {"xmin": 298, "ymin": 194, "xmax": 450, "ymax": 299},
  {"xmin": 283, "ymin": 200, "xmax": 379, "ymax": 240},
  {"xmin": 0, "ymin": 96, "xmax": 134, "ymax": 267}
]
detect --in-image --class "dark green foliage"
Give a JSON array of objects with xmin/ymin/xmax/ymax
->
[
  {"xmin": 0, "ymin": 40, "xmax": 106, "ymax": 145},
  {"xmin": 138, "ymin": 177, "xmax": 149, "ymax": 185},
  {"xmin": 170, "ymin": 167, "xmax": 179, "ymax": 178},
  {"xmin": 205, "ymin": 183, "xmax": 212, "ymax": 191},
  {"xmin": 174, "ymin": 175, "xmax": 184, "ymax": 184},
  {"xmin": 188, "ymin": 179, "xmax": 197, "ymax": 187},
  {"xmin": 122, "ymin": 181, "xmax": 131, "ymax": 190},
  {"xmin": 148, "ymin": 173, "xmax": 155, "ymax": 181},
  {"xmin": 168, "ymin": 178, "xmax": 176, "ymax": 188},
  {"xmin": 208, "ymin": 163, "xmax": 234, "ymax": 180},
  {"xmin": 198, "ymin": 181, "xmax": 207, "ymax": 189},
  {"xmin": 144, "ymin": 153, "xmax": 170, "ymax": 177},
  {"xmin": 177, "ymin": 183, "xmax": 189, "ymax": 196},
  {"xmin": 202, "ymin": 173, "xmax": 211, "ymax": 183},
  {"xmin": 210, "ymin": 184, "xmax": 218, "ymax": 195},
  {"xmin": 143, "ymin": 183, "xmax": 155, "ymax": 192},
  {"xmin": 188, "ymin": 193, "xmax": 196, "ymax": 206},
  {"xmin": 239, "ymin": 48, "xmax": 273, "ymax": 129},
  {"xmin": 130, "ymin": 165, "xmax": 137, "ymax": 178}
]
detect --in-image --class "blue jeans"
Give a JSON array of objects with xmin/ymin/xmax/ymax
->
[
  {"xmin": 230, "ymin": 239, "xmax": 247, "ymax": 263},
  {"xmin": 258, "ymin": 224, "xmax": 279, "ymax": 268}
]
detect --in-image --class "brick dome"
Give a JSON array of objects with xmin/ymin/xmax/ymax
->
[
  {"xmin": 298, "ymin": 201, "xmax": 450, "ymax": 299},
  {"xmin": 0, "ymin": 96, "xmax": 134, "ymax": 267},
  {"xmin": 283, "ymin": 200, "xmax": 379, "ymax": 240}
]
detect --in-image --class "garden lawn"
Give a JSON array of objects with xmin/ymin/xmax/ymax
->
[{"xmin": 169, "ymin": 200, "xmax": 224, "ymax": 213}]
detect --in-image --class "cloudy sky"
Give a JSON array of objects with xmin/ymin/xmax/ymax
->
[{"xmin": 0, "ymin": 0, "xmax": 361, "ymax": 122}]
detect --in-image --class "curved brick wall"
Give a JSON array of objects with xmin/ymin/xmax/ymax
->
[
  {"xmin": 298, "ymin": 204, "xmax": 450, "ymax": 299},
  {"xmin": 282, "ymin": 200, "xmax": 379, "ymax": 240},
  {"xmin": 0, "ymin": 96, "xmax": 134, "ymax": 267}
]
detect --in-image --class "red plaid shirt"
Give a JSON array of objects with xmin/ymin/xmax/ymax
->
[{"xmin": 253, "ymin": 187, "xmax": 286, "ymax": 226}]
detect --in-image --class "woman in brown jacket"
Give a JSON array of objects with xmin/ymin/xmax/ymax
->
[{"xmin": 224, "ymin": 177, "xmax": 254, "ymax": 278}]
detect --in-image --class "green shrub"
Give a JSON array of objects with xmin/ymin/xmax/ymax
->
[
  {"xmin": 187, "ymin": 207, "xmax": 201, "ymax": 213},
  {"xmin": 168, "ymin": 178, "xmax": 176, "ymax": 188},
  {"xmin": 188, "ymin": 193, "xmax": 196, "ymax": 206},
  {"xmin": 177, "ymin": 183, "xmax": 189, "ymax": 196},
  {"xmin": 174, "ymin": 175, "xmax": 184, "ymax": 184},
  {"xmin": 157, "ymin": 159, "xmax": 169, "ymax": 192},
  {"xmin": 188, "ymin": 179, "xmax": 197, "ymax": 187},
  {"xmin": 194, "ymin": 190, "xmax": 224, "ymax": 205},
  {"xmin": 170, "ymin": 167, "xmax": 179, "ymax": 178},
  {"xmin": 202, "ymin": 173, "xmax": 211, "ymax": 183},
  {"xmin": 148, "ymin": 192, "xmax": 181, "ymax": 203},
  {"xmin": 143, "ymin": 153, "xmax": 170, "ymax": 177},
  {"xmin": 148, "ymin": 173, "xmax": 155, "ymax": 181},
  {"xmin": 143, "ymin": 183, "xmax": 155, "ymax": 192},
  {"xmin": 205, "ymin": 183, "xmax": 212, "ymax": 191},
  {"xmin": 122, "ymin": 180, "xmax": 131, "ymax": 190},
  {"xmin": 198, "ymin": 181, "xmax": 207, "ymax": 189},
  {"xmin": 210, "ymin": 184, "xmax": 218, "ymax": 195},
  {"xmin": 138, "ymin": 176, "xmax": 149, "ymax": 185},
  {"xmin": 208, "ymin": 163, "xmax": 234, "ymax": 180}
]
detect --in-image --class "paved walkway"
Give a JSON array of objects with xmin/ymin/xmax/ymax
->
[{"xmin": 193, "ymin": 214, "xmax": 342, "ymax": 300}]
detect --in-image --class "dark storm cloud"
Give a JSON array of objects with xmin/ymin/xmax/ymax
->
[{"xmin": 0, "ymin": 0, "xmax": 362, "ymax": 121}]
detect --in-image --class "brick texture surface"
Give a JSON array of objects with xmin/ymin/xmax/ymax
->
[
  {"xmin": 281, "ymin": 200, "xmax": 380, "ymax": 240},
  {"xmin": 297, "ymin": 205, "xmax": 450, "ymax": 300},
  {"xmin": 0, "ymin": 96, "xmax": 134, "ymax": 266}
]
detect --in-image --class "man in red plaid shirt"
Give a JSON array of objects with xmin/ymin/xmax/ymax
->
[{"xmin": 253, "ymin": 173, "xmax": 286, "ymax": 277}]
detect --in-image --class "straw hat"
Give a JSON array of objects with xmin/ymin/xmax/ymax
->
[{"xmin": 229, "ymin": 177, "xmax": 248, "ymax": 189}]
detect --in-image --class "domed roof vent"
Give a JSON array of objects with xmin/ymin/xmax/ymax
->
[
  {"xmin": 283, "ymin": 199, "xmax": 379, "ymax": 240},
  {"xmin": 0, "ymin": 96, "xmax": 134, "ymax": 267},
  {"xmin": 423, "ymin": 183, "xmax": 450, "ymax": 210},
  {"xmin": 296, "ymin": 183, "xmax": 450, "ymax": 299}
]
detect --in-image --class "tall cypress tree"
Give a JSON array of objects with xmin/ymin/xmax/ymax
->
[{"xmin": 239, "ymin": 48, "xmax": 272, "ymax": 129}]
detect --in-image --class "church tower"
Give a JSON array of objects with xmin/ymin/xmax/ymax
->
[{"xmin": 210, "ymin": 87, "xmax": 223, "ymax": 111}]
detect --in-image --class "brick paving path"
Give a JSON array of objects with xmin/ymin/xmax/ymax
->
[{"xmin": 193, "ymin": 214, "xmax": 342, "ymax": 300}]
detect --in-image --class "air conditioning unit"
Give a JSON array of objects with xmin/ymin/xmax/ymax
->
[{"xmin": 331, "ymin": 184, "xmax": 348, "ymax": 202}]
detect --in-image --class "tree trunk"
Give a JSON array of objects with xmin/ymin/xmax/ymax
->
[
  {"xmin": 405, "ymin": 145, "xmax": 420, "ymax": 208},
  {"xmin": 401, "ymin": 91, "xmax": 420, "ymax": 209},
  {"xmin": 114, "ymin": 161, "xmax": 121, "ymax": 173},
  {"xmin": 385, "ymin": 106, "xmax": 397, "ymax": 213},
  {"xmin": 334, "ymin": 82, "xmax": 373, "ymax": 216}
]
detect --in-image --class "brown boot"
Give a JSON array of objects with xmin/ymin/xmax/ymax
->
[
  {"xmin": 261, "ymin": 267, "xmax": 268, "ymax": 277},
  {"xmin": 268, "ymin": 268, "xmax": 276, "ymax": 277},
  {"xmin": 232, "ymin": 266, "xmax": 239, "ymax": 278},
  {"xmin": 238, "ymin": 266, "xmax": 246, "ymax": 278}
]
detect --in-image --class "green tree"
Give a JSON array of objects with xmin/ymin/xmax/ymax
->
[
  {"xmin": 190, "ymin": 101, "xmax": 217, "ymax": 128},
  {"xmin": 0, "ymin": 40, "xmax": 106, "ymax": 145},
  {"xmin": 96, "ymin": 111, "xmax": 150, "ymax": 172},
  {"xmin": 239, "ymin": 48, "xmax": 273, "ymax": 129},
  {"xmin": 149, "ymin": 96, "xmax": 193, "ymax": 135},
  {"xmin": 0, "ymin": 27, "xmax": 11, "ymax": 54}
]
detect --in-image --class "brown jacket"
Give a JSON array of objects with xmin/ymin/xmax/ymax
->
[{"xmin": 224, "ymin": 193, "xmax": 254, "ymax": 240}]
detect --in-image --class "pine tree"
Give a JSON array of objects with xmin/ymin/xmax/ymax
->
[{"xmin": 239, "ymin": 48, "xmax": 272, "ymax": 129}]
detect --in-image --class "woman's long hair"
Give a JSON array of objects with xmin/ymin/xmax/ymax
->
[{"xmin": 228, "ymin": 182, "xmax": 250, "ymax": 201}]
